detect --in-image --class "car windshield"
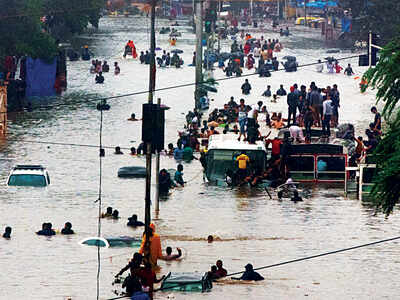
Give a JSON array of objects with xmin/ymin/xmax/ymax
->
[
  {"xmin": 205, "ymin": 149, "xmax": 266, "ymax": 181},
  {"xmin": 8, "ymin": 174, "xmax": 47, "ymax": 187}
]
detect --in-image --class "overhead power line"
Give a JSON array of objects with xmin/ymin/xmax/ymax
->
[{"xmin": 1, "ymin": 53, "xmax": 364, "ymax": 116}]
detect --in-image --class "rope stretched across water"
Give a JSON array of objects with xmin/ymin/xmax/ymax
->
[{"xmin": 106, "ymin": 235, "xmax": 400, "ymax": 299}]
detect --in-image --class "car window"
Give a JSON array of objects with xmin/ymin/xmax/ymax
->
[{"xmin": 8, "ymin": 174, "xmax": 47, "ymax": 187}]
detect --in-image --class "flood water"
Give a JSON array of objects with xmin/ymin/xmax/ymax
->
[{"xmin": 1, "ymin": 16, "xmax": 399, "ymax": 300}]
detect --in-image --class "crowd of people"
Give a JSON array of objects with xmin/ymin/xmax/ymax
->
[
  {"xmin": 222, "ymin": 35, "xmax": 283, "ymax": 78},
  {"xmin": 114, "ymin": 221, "xmax": 263, "ymax": 299},
  {"xmin": 90, "ymin": 58, "xmax": 120, "ymax": 84}
]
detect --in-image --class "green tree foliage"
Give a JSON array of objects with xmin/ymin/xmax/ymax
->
[
  {"xmin": 0, "ymin": 0, "xmax": 57, "ymax": 62},
  {"xmin": 43, "ymin": 0, "xmax": 105, "ymax": 39},
  {"xmin": 364, "ymin": 38, "xmax": 400, "ymax": 215},
  {"xmin": 339, "ymin": 0, "xmax": 400, "ymax": 44},
  {"xmin": 368, "ymin": 112, "xmax": 400, "ymax": 215},
  {"xmin": 0, "ymin": 0, "xmax": 105, "ymax": 65}
]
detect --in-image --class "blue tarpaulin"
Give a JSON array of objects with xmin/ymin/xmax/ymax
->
[
  {"xmin": 26, "ymin": 57, "xmax": 56, "ymax": 98},
  {"xmin": 306, "ymin": 1, "xmax": 326, "ymax": 9},
  {"xmin": 326, "ymin": 1, "xmax": 338, "ymax": 7},
  {"xmin": 296, "ymin": 1, "xmax": 338, "ymax": 9}
]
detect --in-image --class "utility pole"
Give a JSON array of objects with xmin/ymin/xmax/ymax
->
[
  {"xmin": 284, "ymin": 0, "xmax": 287, "ymax": 20},
  {"xmin": 277, "ymin": 0, "xmax": 280, "ymax": 19},
  {"xmin": 217, "ymin": 0, "xmax": 221, "ymax": 53},
  {"xmin": 194, "ymin": 0, "xmax": 203, "ymax": 110},
  {"xmin": 144, "ymin": 0, "xmax": 156, "ymax": 260},
  {"xmin": 304, "ymin": 0, "xmax": 307, "ymax": 26},
  {"xmin": 368, "ymin": 31, "xmax": 372, "ymax": 67},
  {"xmin": 155, "ymin": 97, "xmax": 161, "ymax": 213}
]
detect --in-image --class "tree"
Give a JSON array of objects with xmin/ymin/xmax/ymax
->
[
  {"xmin": 339, "ymin": 0, "xmax": 400, "ymax": 44},
  {"xmin": 0, "ymin": 0, "xmax": 105, "ymax": 68},
  {"xmin": 0, "ymin": 0, "xmax": 58, "ymax": 63},
  {"xmin": 363, "ymin": 38, "xmax": 400, "ymax": 215},
  {"xmin": 43, "ymin": 0, "xmax": 105, "ymax": 40}
]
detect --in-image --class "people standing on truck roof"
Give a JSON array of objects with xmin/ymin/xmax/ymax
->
[{"xmin": 237, "ymin": 99, "xmax": 248, "ymax": 142}]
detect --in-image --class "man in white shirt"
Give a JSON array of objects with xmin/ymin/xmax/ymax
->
[
  {"xmin": 322, "ymin": 96, "xmax": 333, "ymax": 137},
  {"xmin": 316, "ymin": 59, "xmax": 323, "ymax": 72},
  {"xmin": 289, "ymin": 123, "xmax": 305, "ymax": 143}
]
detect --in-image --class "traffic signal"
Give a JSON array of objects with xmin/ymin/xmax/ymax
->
[
  {"xmin": 205, "ymin": 7, "xmax": 216, "ymax": 22},
  {"xmin": 205, "ymin": 20, "xmax": 211, "ymax": 33},
  {"xmin": 209, "ymin": 9, "xmax": 217, "ymax": 22}
]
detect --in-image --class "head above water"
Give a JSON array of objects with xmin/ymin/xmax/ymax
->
[
  {"xmin": 65, "ymin": 222, "xmax": 72, "ymax": 229},
  {"xmin": 131, "ymin": 147, "xmax": 136, "ymax": 155},
  {"xmin": 166, "ymin": 246, "xmax": 172, "ymax": 255},
  {"xmin": 5, "ymin": 226, "xmax": 11, "ymax": 234},
  {"xmin": 216, "ymin": 260, "xmax": 223, "ymax": 268},
  {"xmin": 245, "ymin": 263, "xmax": 253, "ymax": 271},
  {"xmin": 106, "ymin": 207, "xmax": 113, "ymax": 214},
  {"xmin": 112, "ymin": 210, "xmax": 119, "ymax": 218},
  {"xmin": 207, "ymin": 235, "xmax": 214, "ymax": 243},
  {"xmin": 131, "ymin": 113, "xmax": 136, "ymax": 119}
]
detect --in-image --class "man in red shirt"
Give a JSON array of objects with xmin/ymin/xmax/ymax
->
[{"xmin": 266, "ymin": 137, "xmax": 283, "ymax": 161}]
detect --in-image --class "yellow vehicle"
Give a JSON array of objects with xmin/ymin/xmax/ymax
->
[{"xmin": 295, "ymin": 16, "xmax": 324, "ymax": 25}]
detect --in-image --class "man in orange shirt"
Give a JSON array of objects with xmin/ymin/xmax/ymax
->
[{"xmin": 139, "ymin": 223, "xmax": 162, "ymax": 269}]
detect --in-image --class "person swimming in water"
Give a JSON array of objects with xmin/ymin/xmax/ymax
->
[
  {"xmin": 61, "ymin": 222, "xmax": 75, "ymax": 235},
  {"xmin": 112, "ymin": 210, "xmax": 120, "ymax": 219},
  {"xmin": 207, "ymin": 235, "xmax": 214, "ymax": 243},
  {"xmin": 115, "ymin": 146, "xmax": 124, "ymax": 155},
  {"xmin": 174, "ymin": 164, "xmax": 185, "ymax": 187},
  {"xmin": 215, "ymin": 260, "xmax": 228, "ymax": 278},
  {"xmin": 127, "ymin": 214, "xmax": 145, "ymax": 227},
  {"xmin": 3, "ymin": 226, "xmax": 11, "ymax": 238},
  {"xmin": 95, "ymin": 72, "xmax": 104, "ymax": 84},
  {"xmin": 162, "ymin": 247, "xmax": 182, "ymax": 261},
  {"xmin": 208, "ymin": 265, "xmax": 219, "ymax": 280},
  {"xmin": 128, "ymin": 113, "xmax": 140, "ymax": 121},
  {"xmin": 102, "ymin": 207, "xmax": 113, "ymax": 218},
  {"xmin": 232, "ymin": 263, "xmax": 264, "ymax": 281},
  {"xmin": 37, "ymin": 223, "xmax": 56, "ymax": 236}
]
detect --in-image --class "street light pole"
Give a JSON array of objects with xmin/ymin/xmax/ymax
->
[{"xmin": 194, "ymin": 0, "xmax": 203, "ymax": 110}]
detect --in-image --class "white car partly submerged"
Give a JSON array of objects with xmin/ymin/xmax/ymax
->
[{"xmin": 7, "ymin": 165, "xmax": 50, "ymax": 187}]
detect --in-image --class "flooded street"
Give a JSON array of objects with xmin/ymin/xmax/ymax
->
[{"xmin": 1, "ymin": 16, "xmax": 400, "ymax": 300}]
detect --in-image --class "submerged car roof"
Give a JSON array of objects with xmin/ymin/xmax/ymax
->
[
  {"xmin": 10, "ymin": 165, "xmax": 47, "ymax": 175},
  {"xmin": 208, "ymin": 134, "xmax": 267, "ymax": 152}
]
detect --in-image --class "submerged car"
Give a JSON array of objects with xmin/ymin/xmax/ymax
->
[
  {"xmin": 79, "ymin": 236, "xmax": 142, "ymax": 248},
  {"xmin": 7, "ymin": 165, "xmax": 50, "ymax": 187}
]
